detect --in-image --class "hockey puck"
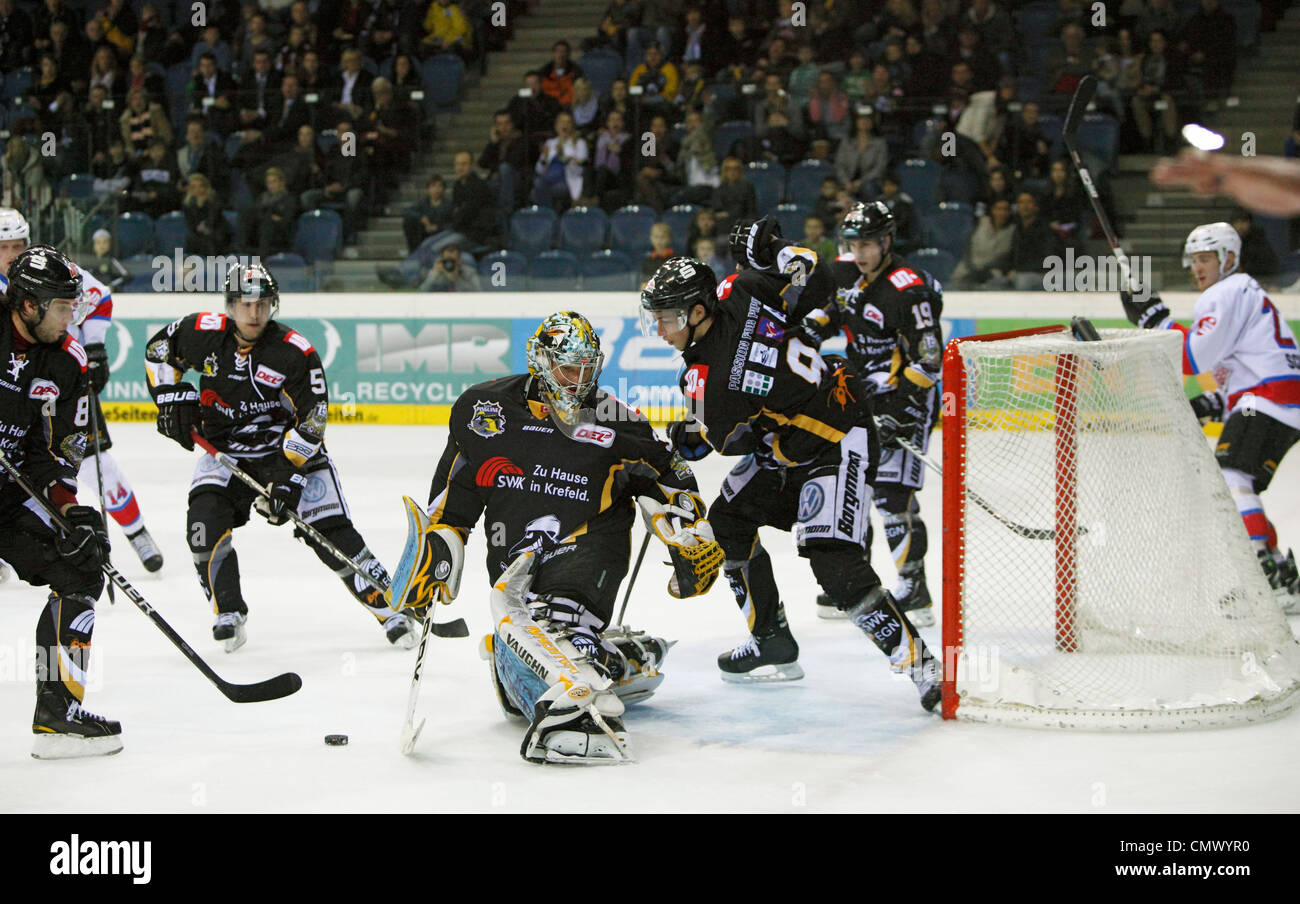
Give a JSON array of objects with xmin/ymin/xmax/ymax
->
[{"xmin": 324, "ymin": 734, "xmax": 349, "ymax": 746}]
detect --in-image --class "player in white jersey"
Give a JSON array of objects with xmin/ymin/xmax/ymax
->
[
  {"xmin": 1122, "ymin": 222, "xmax": 1300, "ymax": 612},
  {"xmin": 0, "ymin": 208, "xmax": 164, "ymax": 573}
]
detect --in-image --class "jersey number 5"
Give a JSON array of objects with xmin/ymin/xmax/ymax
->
[{"xmin": 310, "ymin": 368, "xmax": 326, "ymax": 394}]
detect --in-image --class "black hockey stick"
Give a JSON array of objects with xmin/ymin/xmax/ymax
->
[
  {"xmin": 193, "ymin": 432, "xmax": 468, "ymax": 639},
  {"xmin": 86, "ymin": 392, "xmax": 114, "ymax": 605},
  {"xmin": 1063, "ymin": 75, "xmax": 1138, "ymax": 294},
  {"xmin": 0, "ymin": 447, "xmax": 301, "ymax": 703},
  {"xmin": 616, "ymin": 531, "xmax": 651, "ymax": 627}
]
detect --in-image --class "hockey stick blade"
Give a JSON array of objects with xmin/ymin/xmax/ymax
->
[
  {"xmin": 1063, "ymin": 74, "xmax": 1097, "ymax": 144},
  {"xmin": 428, "ymin": 617, "xmax": 469, "ymax": 638},
  {"xmin": 222, "ymin": 670, "xmax": 304, "ymax": 703},
  {"xmin": 400, "ymin": 718, "xmax": 426, "ymax": 756}
]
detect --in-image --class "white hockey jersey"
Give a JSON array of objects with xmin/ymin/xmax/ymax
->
[{"xmin": 1165, "ymin": 272, "xmax": 1300, "ymax": 430}]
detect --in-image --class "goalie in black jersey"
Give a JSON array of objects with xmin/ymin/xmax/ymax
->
[
  {"xmin": 797, "ymin": 201, "xmax": 944, "ymax": 626},
  {"xmin": 639, "ymin": 220, "xmax": 941, "ymax": 712},
  {"xmin": 144, "ymin": 263, "xmax": 412, "ymax": 652},
  {"xmin": 386, "ymin": 311, "xmax": 723, "ymax": 765}
]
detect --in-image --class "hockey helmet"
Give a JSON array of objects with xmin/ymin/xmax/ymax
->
[
  {"xmin": 526, "ymin": 311, "xmax": 604, "ymax": 427},
  {"xmin": 1182, "ymin": 222, "xmax": 1241, "ymax": 278},
  {"xmin": 4, "ymin": 244, "xmax": 88, "ymax": 323},
  {"xmin": 224, "ymin": 261, "xmax": 280, "ymax": 319},
  {"xmin": 840, "ymin": 200, "xmax": 895, "ymax": 254},
  {"xmin": 728, "ymin": 215, "xmax": 782, "ymax": 270},
  {"xmin": 639, "ymin": 256, "xmax": 717, "ymax": 341},
  {"xmin": 0, "ymin": 208, "xmax": 30, "ymax": 244}
]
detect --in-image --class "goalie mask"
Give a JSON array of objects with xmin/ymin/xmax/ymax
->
[
  {"xmin": 1182, "ymin": 222, "xmax": 1241, "ymax": 279},
  {"xmin": 526, "ymin": 311, "xmax": 604, "ymax": 429}
]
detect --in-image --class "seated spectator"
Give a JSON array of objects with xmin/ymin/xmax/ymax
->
[
  {"xmin": 124, "ymin": 55, "xmax": 166, "ymax": 106},
  {"xmin": 754, "ymin": 109, "xmax": 807, "ymax": 168},
  {"xmin": 674, "ymin": 108, "xmax": 720, "ymax": 204},
  {"xmin": 237, "ymin": 10, "xmax": 277, "ymax": 81},
  {"xmin": 188, "ymin": 52, "xmax": 238, "ymax": 136},
  {"xmin": 136, "ymin": 4, "xmax": 183, "ymax": 68},
  {"xmin": 951, "ymin": 24, "xmax": 999, "ymax": 93},
  {"xmin": 637, "ymin": 0, "xmax": 683, "ymax": 60},
  {"xmin": 786, "ymin": 43, "xmax": 820, "ymax": 108},
  {"xmin": 238, "ymin": 166, "xmax": 298, "ymax": 258},
  {"xmin": 842, "ymin": 49, "xmax": 872, "ymax": 103},
  {"xmin": 403, "ymin": 174, "xmax": 454, "ymax": 253},
  {"xmin": 190, "ymin": 25, "xmax": 233, "ymax": 75},
  {"xmin": 571, "ymin": 78, "xmax": 601, "ymax": 135},
  {"xmin": 676, "ymin": 60, "xmax": 710, "ymax": 113},
  {"xmin": 1133, "ymin": 0, "xmax": 1180, "ymax": 43},
  {"xmin": 640, "ymin": 221, "xmax": 676, "ymax": 280},
  {"xmin": 360, "ymin": 77, "xmax": 412, "ymax": 173},
  {"xmin": 808, "ymin": 138, "xmax": 833, "ymax": 164},
  {"xmin": 330, "ymin": 48, "xmax": 374, "ymax": 122},
  {"xmin": 361, "ymin": 0, "xmax": 402, "ymax": 64},
  {"xmin": 479, "ymin": 109, "xmax": 531, "ymax": 210},
  {"xmin": 628, "ymin": 42, "xmax": 679, "ymax": 112},
  {"xmin": 1041, "ymin": 158, "xmax": 1085, "ymax": 243},
  {"xmin": 680, "ymin": 6, "xmax": 718, "ymax": 74},
  {"xmin": 591, "ymin": 109, "xmax": 636, "ymax": 211},
  {"xmin": 301, "ymin": 120, "xmax": 369, "ymax": 240},
  {"xmin": 119, "ymin": 87, "xmax": 174, "ymax": 158},
  {"xmin": 1181, "ymin": 0, "xmax": 1236, "ymax": 100},
  {"xmin": 1008, "ymin": 191, "xmax": 1064, "ymax": 290},
  {"xmin": 634, "ymin": 113, "xmax": 679, "ymax": 211},
  {"xmin": 447, "ymin": 149, "xmax": 498, "ymax": 248},
  {"xmin": 997, "ymin": 101, "xmax": 1050, "ymax": 179},
  {"xmin": 390, "ymin": 53, "xmax": 426, "ymax": 108},
  {"xmin": 297, "ymin": 50, "xmax": 328, "ymax": 97},
  {"xmin": 1045, "ymin": 24, "xmax": 1095, "ymax": 111},
  {"xmin": 802, "ymin": 215, "xmax": 838, "ymax": 262},
  {"xmin": 532, "ymin": 111, "xmax": 589, "ymax": 211},
  {"xmin": 877, "ymin": 172, "xmax": 919, "ymax": 252},
  {"xmin": 254, "ymin": 123, "xmax": 323, "ymax": 198},
  {"xmin": 951, "ymin": 197, "xmax": 1014, "ymax": 288},
  {"xmin": 182, "ymin": 172, "xmax": 232, "ymax": 257},
  {"xmin": 126, "ymin": 138, "xmax": 180, "ymax": 219},
  {"xmin": 87, "ymin": 45, "xmax": 123, "ymax": 103},
  {"xmin": 694, "ymin": 235, "xmax": 730, "ymax": 280},
  {"xmin": 598, "ymin": 78, "xmax": 632, "ymax": 127},
  {"xmin": 237, "ymin": 50, "xmax": 282, "ymax": 133},
  {"xmin": 807, "ymin": 71, "xmax": 850, "ymax": 143},
  {"xmin": 965, "ymin": 0, "xmax": 1014, "ymax": 64},
  {"xmin": 92, "ymin": 138, "xmax": 133, "ymax": 195},
  {"xmin": 812, "ymin": 176, "xmax": 845, "ymax": 231},
  {"xmin": 753, "ymin": 73, "xmax": 806, "ymax": 139},
  {"xmin": 1231, "ymin": 208, "xmax": 1280, "ymax": 281},
  {"xmin": 421, "ymin": 243, "xmax": 483, "ymax": 291},
  {"xmin": 592, "ymin": 0, "xmax": 644, "ymax": 54},
  {"xmin": 420, "ymin": 0, "xmax": 473, "ymax": 62},
  {"xmin": 277, "ymin": 24, "xmax": 315, "ymax": 76},
  {"xmin": 176, "ymin": 117, "xmax": 230, "ymax": 195},
  {"xmin": 756, "ymin": 36, "xmax": 796, "ymax": 84},
  {"xmin": 687, "ymin": 206, "xmax": 720, "ymax": 249},
  {"xmin": 86, "ymin": 228, "xmax": 130, "ymax": 290},
  {"xmin": 978, "ymin": 165, "xmax": 1014, "ymax": 216},
  {"xmin": 711, "ymin": 156, "xmax": 758, "ymax": 234},
  {"xmin": 836, "ymin": 112, "xmax": 888, "ymax": 199},
  {"xmin": 261, "ymin": 74, "xmax": 312, "ymax": 154},
  {"xmin": 878, "ymin": 35, "xmax": 913, "ymax": 88},
  {"xmin": 508, "ymin": 71, "xmax": 563, "ymax": 161},
  {"xmin": 1131, "ymin": 30, "xmax": 1182, "ymax": 153},
  {"xmin": 715, "ymin": 17, "xmax": 759, "ymax": 73},
  {"xmin": 33, "ymin": 54, "xmax": 71, "ymax": 112},
  {"xmin": 84, "ymin": 85, "xmax": 118, "ymax": 160},
  {"xmin": 538, "ymin": 40, "xmax": 584, "ymax": 108}
]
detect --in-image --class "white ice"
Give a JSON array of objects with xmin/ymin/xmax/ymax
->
[{"xmin": 1, "ymin": 423, "xmax": 1297, "ymax": 813}]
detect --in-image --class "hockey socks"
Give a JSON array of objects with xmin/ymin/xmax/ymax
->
[{"xmin": 847, "ymin": 586, "xmax": 941, "ymax": 711}]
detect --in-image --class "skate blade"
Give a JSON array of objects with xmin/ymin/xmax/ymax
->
[
  {"xmin": 720, "ymin": 662, "xmax": 805, "ymax": 683},
  {"xmin": 904, "ymin": 607, "xmax": 936, "ymax": 628},
  {"xmin": 32, "ymin": 732, "xmax": 124, "ymax": 759},
  {"xmin": 221, "ymin": 631, "xmax": 247, "ymax": 653},
  {"xmin": 614, "ymin": 673, "xmax": 665, "ymax": 706},
  {"xmin": 816, "ymin": 605, "xmax": 849, "ymax": 620}
]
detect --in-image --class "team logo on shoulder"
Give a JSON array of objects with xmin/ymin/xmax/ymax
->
[
  {"xmin": 798, "ymin": 482, "xmax": 825, "ymax": 522},
  {"xmin": 469, "ymin": 400, "xmax": 506, "ymax": 438},
  {"xmin": 7, "ymin": 353, "xmax": 27, "ymax": 381},
  {"xmin": 684, "ymin": 364, "xmax": 708, "ymax": 400},
  {"xmin": 571, "ymin": 424, "xmax": 615, "ymax": 448},
  {"xmin": 202, "ymin": 352, "xmax": 220, "ymax": 376},
  {"xmin": 717, "ymin": 274, "xmax": 736, "ymax": 299},
  {"xmin": 476, "ymin": 455, "xmax": 524, "ymax": 487},
  {"xmin": 1195, "ymin": 315, "xmax": 1217, "ymax": 336},
  {"xmin": 196, "ymin": 313, "xmax": 226, "ymax": 331},
  {"xmin": 861, "ymin": 303, "xmax": 885, "ymax": 328},
  {"xmin": 888, "ymin": 268, "xmax": 922, "ymax": 291},
  {"xmin": 147, "ymin": 339, "xmax": 170, "ymax": 363},
  {"xmin": 284, "ymin": 330, "xmax": 314, "ymax": 355},
  {"xmin": 27, "ymin": 378, "xmax": 59, "ymax": 401}
]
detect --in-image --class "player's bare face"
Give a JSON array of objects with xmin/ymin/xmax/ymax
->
[
  {"xmin": 652, "ymin": 308, "xmax": 692, "ymax": 350},
  {"xmin": 1189, "ymin": 251, "xmax": 1223, "ymax": 290},
  {"xmin": 0, "ymin": 238, "xmax": 27, "ymax": 276},
  {"xmin": 25, "ymin": 298, "xmax": 77, "ymax": 344},
  {"xmin": 852, "ymin": 238, "xmax": 886, "ymax": 275},
  {"xmin": 229, "ymin": 298, "xmax": 273, "ymax": 344}
]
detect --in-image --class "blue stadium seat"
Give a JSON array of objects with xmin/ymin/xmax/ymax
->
[
  {"xmin": 122, "ymin": 254, "xmax": 159, "ymax": 292},
  {"xmin": 747, "ymin": 162, "xmax": 785, "ymax": 214},
  {"xmin": 706, "ymin": 82, "xmax": 740, "ymax": 120},
  {"xmin": 478, "ymin": 250, "xmax": 529, "ymax": 291},
  {"xmin": 772, "ymin": 203, "xmax": 811, "ymax": 237},
  {"xmin": 609, "ymin": 205, "xmax": 657, "ymax": 255},
  {"xmin": 559, "ymin": 206, "xmax": 610, "ymax": 255},
  {"xmin": 293, "ymin": 209, "xmax": 343, "ymax": 263},
  {"xmin": 579, "ymin": 48, "xmax": 623, "ymax": 99},
  {"xmin": 910, "ymin": 118, "xmax": 945, "ymax": 150},
  {"xmin": 713, "ymin": 120, "xmax": 754, "ymax": 161},
  {"xmin": 940, "ymin": 169, "xmax": 980, "ymax": 205},
  {"xmin": 4, "ymin": 67, "xmax": 33, "ymax": 98},
  {"xmin": 785, "ymin": 160, "xmax": 835, "ymax": 204},
  {"xmin": 509, "ymin": 205, "xmax": 558, "ymax": 258},
  {"xmin": 222, "ymin": 209, "xmax": 239, "ymax": 236},
  {"xmin": 265, "ymin": 253, "xmax": 310, "ymax": 291},
  {"xmin": 660, "ymin": 205, "xmax": 698, "ymax": 253},
  {"xmin": 228, "ymin": 169, "xmax": 254, "ymax": 211},
  {"xmin": 911, "ymin": 248, "xmax": 958, "ymax": 285},
  {"xmin": 898, "ymin": 159, "xmax": 940, "ymax": 210},
  {"xmin": 581, "ymin": 250, "xmax": 636, "ymax": 291},
  {"xmin": 61, "ymin": 173, "xmax": 95, "ymax": 200},
  {"xmin": 529, "ymin": 250, "xmax": 581, "ymax": 292},
  {"xmin": 422, "ymin": 54, "xmax": 465, "ymax": 114},
  {"xmin": 154, "ymin": 210, "xmax": 187, "ymax": 255},
  {"xmin": 115, "ymin": 212, "xmax": 155, "ymax": 258},
  {"xmin": 921, "ymin": 203, "xmax": 975, "ymax": 258}
]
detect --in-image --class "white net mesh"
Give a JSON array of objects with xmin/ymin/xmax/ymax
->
[{"xmin": 948, "ymin": 328, "xmax": 1300, "ymax": 729}]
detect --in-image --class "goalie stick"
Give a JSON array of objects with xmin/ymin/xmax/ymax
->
[
  {"xmin": 615, "ymin": 531, "xmax": 651, "ymax": 628},
  {"xmin": 0, "ymin": 446, "xmax": 301, "ymax": 703},
  {"xmin": 1063, "ymin": 74, "xmax": 1138, "ymax": 294}
]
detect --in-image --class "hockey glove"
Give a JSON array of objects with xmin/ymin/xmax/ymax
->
[
  {"xmin": 666, "ymin": 419, "xmax": 711, "ymax": 461},
  {"xmin": 255, "ymin": 461, "xmax": 308, "ymax": 526},
  {"xmin": 84, "ymin": 343, "xmax": 109, "ymax": 395},
  {"xmin": 57, "ymin": 505, "xmax": 110, "ymax": 572},
  {"xmin": 1120, "ymin": 289, "xmax": 1170, "ymax": 330},
  {"xmin": 734, "ymin": 215, "xmax": 782, "ymax": 270},
  {"xmin": 874, "ymin": 388, "xmax": 927, "ymax": 451},
  {"xmin": 641, "ymin": 492, "xmax": 725, "ymax": 598},
  {"xmin": 154, "ymin": 383, "xmax": 200, "ymax": 450},
  {"xmin": 1190, "ymin": 389, "xmax": 1226, "ymax": 425},
  {"xmin": 790, "ymin": 313, "xmax": 829, "ymax": 350}
]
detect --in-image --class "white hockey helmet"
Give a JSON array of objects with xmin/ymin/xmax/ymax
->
[
  {"xmin": 0, "ymin": 208, "xmax": 30, "ymax": 243},
  {"xmin": 1182, "ymin": 222, "xmax": 1241, "ymax": 277}
]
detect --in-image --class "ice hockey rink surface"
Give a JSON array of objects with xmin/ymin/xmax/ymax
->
[{"xmin": 2, "ymin": 423, "xmax": 1297, "ymax": 813}]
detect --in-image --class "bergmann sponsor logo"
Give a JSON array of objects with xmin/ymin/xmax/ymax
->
[{"xmin": 836, "ymin": 450, "xmax": 862, "ymax": 536}]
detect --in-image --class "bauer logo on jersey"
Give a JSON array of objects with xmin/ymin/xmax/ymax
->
[
  {"xmin": 572, "ymin": 424, "xmax": 615, "ymax": 448},
  {"xmin": 469, "ymin": 400, "xmax": 506, "ymax": 438},
  {"xmin": 860, "ymin": 303, "xmax": 885, "ymax": 329},
  {"xmin": 253, "ymin": 364, "xmax": 286, "ymax": 388},
  {"xmin": 756, "ymin": 316, "xmax": 783, "ymax": 340},
  {"xmin": 748, "ymin": 343, "xmax": 778, "ymax": 368},
  {"xmin": 684, "ymin": 364, "xmax": 708, "ymax": 400},
  {"xmin": 797, "ymin": 482, "xmax": 825, "ymax": 522},
  {"xmin": 741, "ymin": 370, "xmax": 774, "ymax": 396},
  {"xmin": 27, "ymin": 378, "xmax": 58, "ymax": 401},
  {"xmin": 1196, "ymin": 315, "xmax": 1218, "ymax": 336}
]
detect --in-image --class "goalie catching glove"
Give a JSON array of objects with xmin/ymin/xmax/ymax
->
[
  {"xmin": 640, "ymin": 490, "xmax": 724, "ymax": 598},
  {"xmin": 386, "ymin": 495, "xmax": 464, "ymax": 612}
]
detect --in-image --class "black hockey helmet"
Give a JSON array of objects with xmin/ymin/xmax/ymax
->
[
  {"xmin": 4, "ymin": 244, "xmax": 88, "ymax": 322},
  {"xmin": 640, "ymin": 256, "xmax": 717, "ymax": 344},
  {"xmin": 840, "ymin": 200, "xmax": 895, "ymax": 251},
  {"xmin": 728, "ymin": 215, "xmax": 781, "ymax": 269},
  {"xmin": 223, "ymin": 261, "xmax": 280, "ymax": 319}
]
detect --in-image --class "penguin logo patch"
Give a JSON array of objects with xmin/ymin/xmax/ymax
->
[{"xmin": 468, "ymin": 400, "xmax": 506, "ymax": 438}]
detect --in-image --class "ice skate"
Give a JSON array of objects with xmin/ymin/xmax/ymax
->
[
  {"xmin": 604, "ymin": 626, "xmax": 674, "ymax": 705},
  {"xmin": 31, "ymin": 691, "xmax": 123, "ymax": 759},
  {"xmin": 213, "ymin": 611, "xmax": 247, "ymax": 652},
  {"xmin": 894, "ymin": 562, "xmax": 935, "ymax": 628},
  {"xmin": 384, "ymin": 612, "xmax": 419, "ymax": 649},
  {"xmin": 126, "ymin": 527, "xmax": 164, "ymax": 572},
  {"xmin": 815, "ymin": 592, "xmax": 848, "ymax": 620},
  {"xmin": 717, "ymin": 623, "xmax": 804, "ymax": 683}
]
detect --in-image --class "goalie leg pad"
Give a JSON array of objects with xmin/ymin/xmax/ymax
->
[
  {"xmin": 387, "ymin": 495, "xmax": 464, "ymax": 610},
  {"xmin": 521, "ymin": 681, "xmax": 633, "ymax": 765}
]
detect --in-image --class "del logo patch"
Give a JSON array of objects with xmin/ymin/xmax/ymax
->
[
  {"xmin": 27, "ymin": 378, "xmax": 58, "ymax": 401},
  {"xmin": 469, "ymin": 400, "xmax": 506, "ymax": 438},
  {"xmin": 756, "ymin": 316, "xmax": 783, "ymax": 340},
  {"xmin": 572, "ymin": 424, "xmax": 615, "ymax": 447},
  {"xmin": 253, "ymin": 364, "xmax": 285, "ymax": 388},
  {"xmin": 684, "ymin": 364, "xmax": 708, "ymax": 400},
  {"xmin": 861, "ymin": 303, "xmax": 885, "ymax": 328}
]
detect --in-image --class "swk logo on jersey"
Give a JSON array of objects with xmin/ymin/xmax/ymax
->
[
  {"xmin": 684, "ymin": 365, "xmax": 708, "ymax": 400},
  {"xmin": 475, "ymin": 455, "xmax": 524, "ymax": 487}
]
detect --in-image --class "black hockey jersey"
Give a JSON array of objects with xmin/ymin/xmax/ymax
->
[
  {"xmin": 144, "ymin": 313, "xmax": 329, "ymax": 464},
  {"xmin": 0, "ymin": 313, "xmax": 90, "ymax": 506},
  {"xmin": 680, "ymin": 264, "xmax": 870, "ymax": 467},
  {"xmin": 428, "ymin": 374, "xmax": 699, "ymax": 581},
  {"xmin": 807, "ymin": 255, "xmax": 944, "ymax": 400}
]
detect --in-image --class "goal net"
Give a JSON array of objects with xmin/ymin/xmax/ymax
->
[{"xmin": 942, "ymin": 325, "xmax": 1300, "ymax": 729}]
